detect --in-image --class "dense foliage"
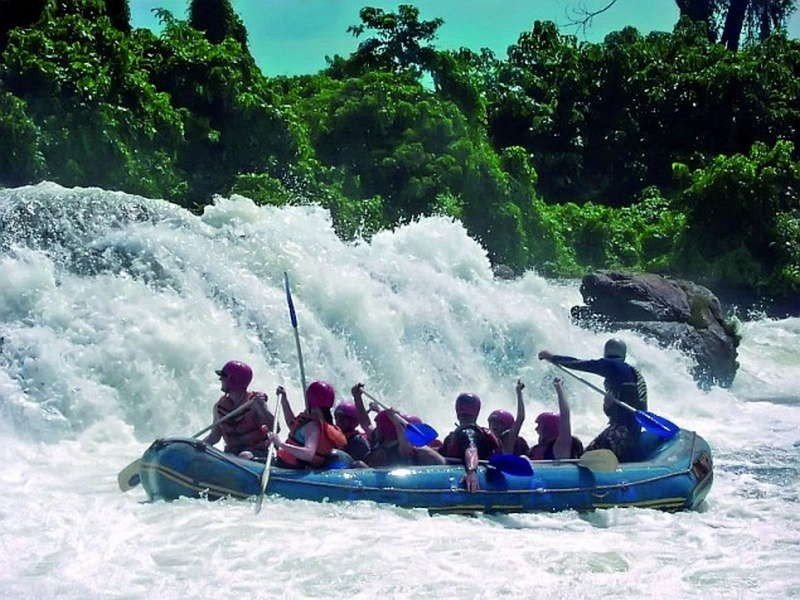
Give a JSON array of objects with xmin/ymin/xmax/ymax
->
[{"xmin": 0, "ymin": 1, "xmax": 798, "ymax": 300}]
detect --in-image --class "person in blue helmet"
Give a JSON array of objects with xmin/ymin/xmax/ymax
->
[{"xmin": 538, "ymin": 338, "xmax": 648, "ymax": 462}]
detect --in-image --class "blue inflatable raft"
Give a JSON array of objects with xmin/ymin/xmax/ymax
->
[{"xmin": 138, "ymin": 429, "xmax": 713, "ymax": 513}]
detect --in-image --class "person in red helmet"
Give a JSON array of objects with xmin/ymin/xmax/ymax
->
[
  {"xmin": 362, "ymin": 408, "xmax": 407, "ymax": 467},
  {"xmin": 386, "ymin": 409, "xmax": 445, "ymax": 466},
  {"xmin": 203, "ymin": 360, "xmax": 274, "ymax": 460},
  {"xmin": 349, "ymin": 383, "xmax": 443, "ymax": 467},
  {"xmin": 487, "ymin": 379, "xmax": 530, "ymax": 456},
  {"xmin": 333, "ymin": 401, "xmax": 371, "ymax": 463},
  {"xmin": 362, "ymin": 406, "xmax": 445, "ymax": 467},
  {"xmin": 267, "ymin": 380, "xmax": 347, "ymax": 469},
  {"xmin": 529, "ymin": 378, "xmax": 584, "ymax": 461},
  {"xmin": 438, "ymin": 392, "xmax": 500, "ymax": 492}
]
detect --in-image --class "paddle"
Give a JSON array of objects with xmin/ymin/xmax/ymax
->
[
  {"xmin": 551, "ymin": 363, "xmax": 680, "ymax": 439},
  {"xmin": 116, "ymin": 397, "xmax": 257, "ymax": 492},
  {"xmin": 283, "ymin": 272, "xmax": 308, "ymax": 405},
  {"xmin": 362, "ymin": 391, "xmax": 439, "ymax": 447},
  {"xmin": 449, "ymin": 447, "xmax": 617, "ymax": 473},
  {"xmin": 445, "ymin": 449, "xmax": 615, "ymax": 474},
  {"xmin": 487, "ymin": 453, "xmax": 534, "ymax": 476},
  {"xmin": 530, "ymin": 448, "xmax": 619, "ymax": 472},
  {"xmin": 252, "ymin": 272, "xmax": 305, "ymax": 513},
  {"xmin": 254, "ymin": 387, "xmax": 283, "ymax": 514}
]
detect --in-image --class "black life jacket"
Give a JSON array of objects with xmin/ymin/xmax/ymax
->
[
  {"xmin": 440, "ymin": 424, "xmax": 500, "ymax": 460},
  {"xmin": 529, "ymin": 436, "xmax": 584, "ymax": 460},
  {"xmin": 618, "ymin": 366, "xmax": 648, "ymax": 411}
]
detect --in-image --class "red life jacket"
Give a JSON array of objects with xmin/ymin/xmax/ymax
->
[
  {"xmin": 215, "ymin": 391, "xmax": 271, "ymax": 455},
  {"xmin": 277, "ymin": 413, "xmax": 347, "ymax": 468}
]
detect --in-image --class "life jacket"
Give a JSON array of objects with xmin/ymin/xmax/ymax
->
[
  {"xmin": 370, "ymin": 437, "xmax": 425, "ymax": 467},
  {"xmin": 617, "ymin": 366, "xmax": 648, "ymax": 411},
  {"xmin": 529, "ymin": 436, "xmax": 584, "ymax": 460},
  {"xmin": 500, "ymin": 430, "xmax": 530, "ymax": 456},
  {"xmin": 343, "ymin": 430, "xmax": 371, "ymax": 462},
  {"xmin": 439, "ymin": 425, "xmax": 500, "ymax": 460},
  {"xmin": 277, "ymin": 413, "xmax": 347, "ymax": 468},
  {"xmin": 216, "ymin": 391, "xmax": 270, "ymax": 455},
  {"xmin": 345, "ymin": 430, "xmax": 366, "ymax": 444}
]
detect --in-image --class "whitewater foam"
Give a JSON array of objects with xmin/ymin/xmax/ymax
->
[{"xmin": 1, "ymin": 183, "xmax": 798, "ymax": 599}]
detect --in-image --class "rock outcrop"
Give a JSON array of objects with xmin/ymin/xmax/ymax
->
[{"xmin": 570, "ymin": 271, "xmax": 740, "ymax": 388}]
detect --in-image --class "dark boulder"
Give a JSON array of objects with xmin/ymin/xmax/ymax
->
[
  {"xmin": 492, "ymin": 263, "xmax": 516, "ymax": 280},
  {"xmin": 571, "ymin": 271, "xmax": 740, "ymax": 388}
]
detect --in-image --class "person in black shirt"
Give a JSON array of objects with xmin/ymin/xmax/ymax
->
[{"xmin": 438, "ymin": 392, "xmax": 500, "ymax": 492}]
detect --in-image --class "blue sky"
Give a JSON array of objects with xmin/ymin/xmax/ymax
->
[{"xmin": 130, "ymin": 0, "xmax": 800, "ymax": 76}]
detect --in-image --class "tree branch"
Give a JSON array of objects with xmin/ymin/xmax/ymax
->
[{"xmin": 565, "ymin": 0, "xmax": 620, "ymax": 34}]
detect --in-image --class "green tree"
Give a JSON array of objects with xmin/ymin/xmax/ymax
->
[
  {"xmin": 573, "ymin": 0, "xmax": 797, "ymax": 50},
  {"xmin": 336, "ymin": 4, "xmax": 443, "ymax": 77},
  {"xmin": 429, "ymin": 49, "xmax": 487, "ymax": 124},
  {"xmin": 676, "ymin": 0, "xmax": 717, "ymax": 41},
  {"xmin": 104, "ymin": 0, "xmax": 131, "ymax": 33},
  {"xmin": 188, "ymin": 0, "xmax": 248, "ymax": 49},
  {"xmin": 0, "ymin": 0, "xmax": 48, "ymax": 50},
  {"xmin": 484, "ymin": 18, "xmax": 800, "ymax": 204},
  {"xmin": 675, "ymin": 140, "xmax": 800, "ymax": 293},
  {"xmin": 144, "ymin": 9, "xmax": 301, "ymax": 202},
  {"xmin": 0, "ymin": 8, "xmax": 187, "ymax": 198},
  {"xmin": 292, "ymin": 69, "xmax": 541, "ymax": 269},
  {"xmin": 0, "ymin": 92, "xmax": 46, "ymax": 184}
]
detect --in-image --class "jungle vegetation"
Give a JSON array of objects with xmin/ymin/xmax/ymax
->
[{"xmin": 0, "ymin": 0, "xmax": 798, "ymax": 300}]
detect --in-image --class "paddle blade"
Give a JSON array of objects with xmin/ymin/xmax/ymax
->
[
  {"xmin": 577, "ymin": 449, "xmax": 619, "ymax": 472},
  {"xmin": 404, "ymin": 423, "xmax": 438, "ymax": 447},
  {"xmin": 635, "ymin": 410, "xmax": 680, "ymax": 439},
  {"xmin": 255, "ymin": 456, "xmax": 273, "ymax": 515},
  {"xmin": 488, "ymin": 453, "xmax": 534, "ymax": 477},
  {"xmin": 254, "ymin": 487, "xmax": 266, "ymax": 514},
  {"xmin": 283, "ymin": 272, "xmax": 298, "ymax": 328},
  {"xmin": 117, "ymin": 459, "xmax": 141, "ymax": 492}
]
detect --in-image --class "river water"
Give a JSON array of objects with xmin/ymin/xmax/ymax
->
[{"xmin": 1, "ymin": 182, "xmax": 798, "ymax": 599}]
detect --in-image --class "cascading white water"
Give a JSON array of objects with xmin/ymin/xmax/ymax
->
[{"xmin": 1, "ymin": 182, "xmax": 798, "ymax": 599}]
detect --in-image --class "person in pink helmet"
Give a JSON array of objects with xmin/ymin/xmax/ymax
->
[
  {"xmin": 487, "ymin": 379, "xmax": 530, "ymax": 455},
  {"xmin": 362, "ymin": 408, "xmax": 407, "ymax": 467},
  {"xmin": 203, "ymin": 360, "xmax": 274, "ymax": 459},
  {"xmin": 438, "ymin": 392, "xmax": 500, "ymax": 492},
  {"xmin": 386, "ymin": 410, "xmax": 445, "ymax": 466},
  {"xmin": 529, "ymin": 378, "xmax": 584, "ymax": 461},
  {"xmin": 349, "ymin": 383, "xmax": 443, "ymax": 467},
  {"xmin": 363, "ymin": 407, "xmax": 444, "ymax": 467},
  {"xmin": 267, "ymin": 380, "xmax": 347, "ymax": 469},
  {"xmin": 333, "ymin": 401, "xmax": 371, "ymax": 463}
]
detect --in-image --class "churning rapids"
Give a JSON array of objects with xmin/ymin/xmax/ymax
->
[{"xmin": 1, "ymin": 182, "xmax": 798, "ymax": 599}]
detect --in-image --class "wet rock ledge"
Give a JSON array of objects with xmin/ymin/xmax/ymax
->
[{"xmin": 570, "ymin": 271, "xmax": 741, "ymax": 389}]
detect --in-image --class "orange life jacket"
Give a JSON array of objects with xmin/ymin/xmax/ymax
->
[
  {"xmin": 216, "ymin": 391, "xmax": 271, "ymax": 455},
  {"xmin": 277, "ymin": 413, "xmax": 347, "ymax": 468}
]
